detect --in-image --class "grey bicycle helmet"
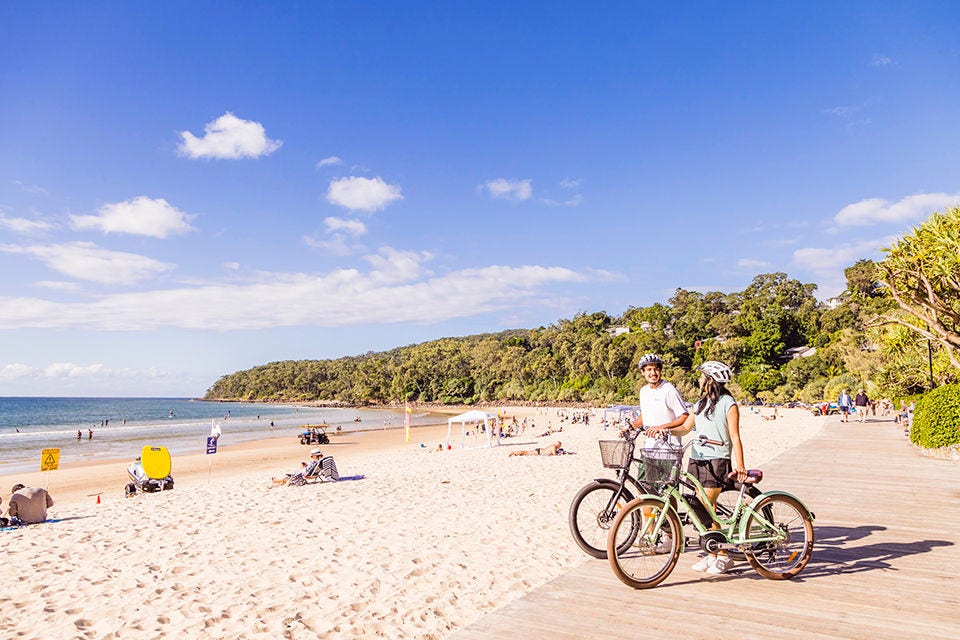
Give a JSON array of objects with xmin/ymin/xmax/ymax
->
[
  {"xmin": 637, "ymin": 353, "xmax": 663, "ymax": 369},
  {"xmin": 698, "ymin": 360, "xmax": 733, "ymax": 383}
]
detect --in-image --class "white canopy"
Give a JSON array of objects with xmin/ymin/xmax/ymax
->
[{"xmin": 446, "ymin": 409, "xmax": 497, "ymax": 448}]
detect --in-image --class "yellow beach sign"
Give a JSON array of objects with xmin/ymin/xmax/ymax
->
[{"xmin": 40, "ymin": 448, "xmax": 60, "ymax": 471}]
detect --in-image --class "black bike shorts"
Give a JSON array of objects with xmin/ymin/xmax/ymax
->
[{"xmin": 688, "ymin": 457, "xmax": 732, "ymax": 489}]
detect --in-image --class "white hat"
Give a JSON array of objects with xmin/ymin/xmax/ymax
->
[{"xmin": 310, "ymin": 448, "xmax": 322, "ymax": 456}]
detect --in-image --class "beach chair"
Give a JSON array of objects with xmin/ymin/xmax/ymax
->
[{"xmin": 304, "ymin": 455, "xmax": 340, "ymax": 483}]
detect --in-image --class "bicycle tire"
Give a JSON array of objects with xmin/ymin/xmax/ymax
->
[
  {"xmin": 607, "ymin": 497, "xmax": 682, "ymax": 589},
  {"xmin": 569, "ymin": 481, "xmax": 635, "ymax": 559},
  {"xmin": 743, "ymin": 494, "xmax": 814, "ymax": 580}
]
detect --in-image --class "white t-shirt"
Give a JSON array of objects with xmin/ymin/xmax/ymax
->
[{"xmin": 639, "ymin": 380, "xmax": 687, "ymax": 458}]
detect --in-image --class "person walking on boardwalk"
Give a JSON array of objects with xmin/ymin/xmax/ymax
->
[
  {"xmin": 625, "ymin": 354, "xmax": 689, "ymax": 553},
  {"xmin": 647, "ymin": 360, "xmax": 747, "ymax": 576},
  {"xmin": 838, "ymin": 389, "xmax": 853, "ymax": 423},
  {"xmin": 854, "ymin": 389, "xmax": 870, "ymax": 422}
]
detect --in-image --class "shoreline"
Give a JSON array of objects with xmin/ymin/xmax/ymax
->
[{"xmin": 0, "ymin": 418, "xmax": 456, "ymax": 507}]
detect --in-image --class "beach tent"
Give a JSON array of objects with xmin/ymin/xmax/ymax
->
[
  {"xmin": 603, "ymin": 405, "xmax": 642, "ymax": 426},
  {"xmin": 446, "ymin": 410, "xmax": 496, "ymax": 448}
]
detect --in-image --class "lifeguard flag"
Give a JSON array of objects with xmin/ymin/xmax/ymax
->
[{"xmin": 405, "ymin": 401, "xmax": 412, "ymax": 442}]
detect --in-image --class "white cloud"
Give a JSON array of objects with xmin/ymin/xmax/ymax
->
[
  {"xmin": 0, "ymin": 214, "xmax": 53, "ymax": 234},
  {"xmin": 542, "ymin": 194, "xmax": 583, "ymax": 207},
  {"xmin": 0, "ymin": 363, "xmax": 36, "ymax": 379},
  {"xmin": 560, "ymin": 178, "xmax": 583, "ymax": 189},
  {"xmin": 326, "ymin": 177, "xmax": 403, "ymax": 212},
  {"xmin": 0, "ymin": 361, "xmax": 174, "ymax": 383},
  {"xmin": 223, "ymin": 261, "xmax": 240, "ymax": 271},
  {"xmin": 793, "ymin": 237, "xmax": 893, "ymax": 274},
  {"xmin": 362, "ymin": 246, "xmax": 433, "ymax": 284},
  {"xmin": 303, "ymin": 233, "xmax": 364, "ymax": 256},
  {"xmin": 834, "ymin": 192, "xmax": 960, "ymax": 227},
  {"xmin": 44, "ymin": 362, "xmax": 105, "ymax": 378},
  {"xmin": 483, "ymin": 178, "xmax": 532, "ymax": 201},
  {"xmin": 324, "ymin": 217, "xmax": 367, "ymax": 236},
  {"xmin": 872, "ymin": 54, "xmax": 893, "ymax": 67},
  {"xmin": 178, "ymin": 112, "xmax": 282, "ymax": 160},
  {"xmin": 70, "ymin": 196, "xmax": 196, "ymax": 238},
  {"xmin": 12, "ymin": 180, "xmax": 49, "ymax": 195},
  {"xmin": 35, "ymin": 280, "xmax": 82, "ymax": 291},
  {"xmin": 792, "ymin": 236, "xmax": 896, "ymax": 297},
  {"xmin": 0, "ymin": 241, "xmax": 174, "ymax": 284},
  {"xmin": 0, "ymin": 262, "xmax": 590, "ymax": 331},
  {"xmin": 317, "ymin": 156, "xmax": 343, "ymax": 168},
  {"xmin": 737, "ymin": 258, "xmax": 772, "ymax": 269}
]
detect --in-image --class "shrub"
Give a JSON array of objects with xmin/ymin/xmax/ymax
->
[{"xmin": 910, "ymin": 384, "xmax": 960, "ymax": 449}]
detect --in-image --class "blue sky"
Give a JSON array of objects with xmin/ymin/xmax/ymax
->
[{"xmin": 1, "ymin": 2, "xmax": 959, "ymax": 396}]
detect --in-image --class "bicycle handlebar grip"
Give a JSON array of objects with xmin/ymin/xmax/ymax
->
[{"xmin": 697, "ymin": 435, "xmax": 725, "ymax": 446}]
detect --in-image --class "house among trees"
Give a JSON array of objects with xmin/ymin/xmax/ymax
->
[{"xmin": 779, "ymin": 345, "xmax": 817, "ymax": 362}]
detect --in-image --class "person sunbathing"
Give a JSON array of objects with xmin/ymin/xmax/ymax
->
[{"xmin": 509, "ymin": 441, "xmax": 564, "ymax": 456}]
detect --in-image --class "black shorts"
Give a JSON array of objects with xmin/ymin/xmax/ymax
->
[{"xmin": 688, "ymin": 458, "xmax": 732, "ymax": 489}]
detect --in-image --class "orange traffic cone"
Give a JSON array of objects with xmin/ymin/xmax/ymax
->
[{"xmin": 96, "ymin": 494, "xmax": 101, "ymax": 504}]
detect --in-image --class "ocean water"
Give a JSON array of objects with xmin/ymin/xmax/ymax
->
[{"xmin": 0, "ymin": 397, "xmax": 435, "ymax": 475}]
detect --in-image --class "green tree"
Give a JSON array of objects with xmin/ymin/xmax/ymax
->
[{"xmin": 880, "ymin": 205, "xmax": 960, "ymax": 370}]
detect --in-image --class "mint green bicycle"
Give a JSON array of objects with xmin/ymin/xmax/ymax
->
[{"xmin": 606, "ymin": 436, "xmax": 815, "ymax": 589}]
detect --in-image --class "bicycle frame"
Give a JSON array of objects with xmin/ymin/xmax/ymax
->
[{"xmin": 638, "ymin": 461, "xmax": 806, "ymax": 553}]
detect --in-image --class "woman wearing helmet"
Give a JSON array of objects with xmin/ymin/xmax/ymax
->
[{"xmin": 647, "ymin": 360, "xmax": 746, "ymax": 576}]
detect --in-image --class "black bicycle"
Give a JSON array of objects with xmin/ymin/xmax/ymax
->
[{"xmin": 568, "ymin": 428, "xmax": 758, "ymax": 559}]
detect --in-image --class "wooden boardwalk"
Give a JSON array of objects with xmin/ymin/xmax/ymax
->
[{"xmin": 452, "ymin": 418, "xmax": 960, "ymax": 640}]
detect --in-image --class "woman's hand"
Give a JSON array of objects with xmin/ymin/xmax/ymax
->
[{"xmin": 732, "ymin": 465, "xmax": 748, "ymax": 483}]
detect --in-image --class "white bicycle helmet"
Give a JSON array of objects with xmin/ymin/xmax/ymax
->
[
  {"xmin": 698, "ymin": 360, "xmax": 733, "ymax": 383},
  {"xmin": 637, "ymin": 353, "xmax": 663, "ymax": 369}
]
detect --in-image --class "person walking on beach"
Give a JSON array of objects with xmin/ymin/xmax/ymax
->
[
  {"xmin": 77, "ymin": 429, "xmax": 82, "ymax": 440},
  {"xmin": 854, "ymin": 389, "xmax": 870, "ymax": 422},
  {"xmin": 838, "ymin": 389, "xmax": 853, "ymax": 423},
  {"xmin": 625, "ymin": 354, "xmax": 689, "ymax": 553},
  {"xmin": 647, "ymin": 361, "xmax": 747, "ymax": 576},
  {"xmin": 88, "ymin": 429, "xmax": 93, "ymax": 440}
]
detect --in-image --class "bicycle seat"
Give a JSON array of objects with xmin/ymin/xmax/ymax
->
[{"xmin": 728, "ymin": 469, "xmax": 763, "ymax": 484}]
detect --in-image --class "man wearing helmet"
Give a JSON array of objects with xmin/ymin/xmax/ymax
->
[
  {"xmin": 648, "ymin": 360, "xmax": 747, "ymax": 575},
  {"xmin": 627, "ymin": 354, "xmax": 690, "ymax": 552}
]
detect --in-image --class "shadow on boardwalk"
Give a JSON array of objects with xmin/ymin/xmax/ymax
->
[{"xmin": 451, "ymin": 419, "xmax": 960, "ymax": 640}]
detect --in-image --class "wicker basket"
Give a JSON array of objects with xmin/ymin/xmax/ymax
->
[
  {"xmin": 599, "ymin": 440, "xmax": 630, "ymax": 469},
  {"xmin": 641, "ymin": 444, "xmax": 683, "ymax": 484}
]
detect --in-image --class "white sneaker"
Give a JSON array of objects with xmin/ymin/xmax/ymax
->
[
  {"xmin": 691, "ymin": 555, "xmax": 715, "ymax": 572},
  {"xmin": 654, "ymin": 535, "xmax": 674, "ymax": 554},
  {"xmin": 707, "ymin": 555, "xmax": 735, "ymax": 575}
]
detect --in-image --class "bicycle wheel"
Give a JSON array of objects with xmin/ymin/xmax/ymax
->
[
  {"xmin": 743, "ymin": 494, "xmax": 814, "ymax": 580},
  {"xmin": 568, "ymin": 481, "xmax": 634, "ymax": 559},
  {"xmin": 607, "ymin": 497, "xmax": 682, "ymax": 589}
]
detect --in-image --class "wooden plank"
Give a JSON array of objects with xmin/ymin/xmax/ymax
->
[{"xmin": 450, "ymin": 419, "xmax": 960, "ymax": 640}]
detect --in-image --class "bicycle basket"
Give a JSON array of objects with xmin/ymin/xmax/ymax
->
[
  {"xmin": 598, "ymin": 440, "xmax": 630, "ymax": 469},
  {"xmin": 641, "ymin": 444, "xmax": 683, "ymax": 484}
]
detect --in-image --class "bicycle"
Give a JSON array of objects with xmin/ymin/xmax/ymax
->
[
  {"xmin": 569, "ymin": 429, "xmax": 758, "ymax": 559},
  {"xmin": 606, "ymin": 435, "xmax": 815, "ymax": 589}
]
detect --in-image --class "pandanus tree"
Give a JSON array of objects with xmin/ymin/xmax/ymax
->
[{"xmin": 880, "ymin": 205, "xmax": 960, "ymax": 370}]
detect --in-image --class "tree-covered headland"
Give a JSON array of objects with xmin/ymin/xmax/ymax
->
[{"xmin": 206, "ymin": 208, "xmax": 960, "ymax": 448}]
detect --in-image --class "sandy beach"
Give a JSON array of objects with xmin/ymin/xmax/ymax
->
[{"xmin": 1, "ymin": 406, "xmax": 825, "ymax": 639}]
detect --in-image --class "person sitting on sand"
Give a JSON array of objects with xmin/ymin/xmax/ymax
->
[
  {"xmin": 272, "ymin": 449, "xmax": 322, "ymax": 486},
  {"xmin": 509, "ymin": 441, "xmax": 564, "ymax": 456},
  {"xmin": 8, "ymin": 483, "xmax": 54, "ymax": 524}
]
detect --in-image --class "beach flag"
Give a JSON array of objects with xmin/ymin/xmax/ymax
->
[{"xmin": 405, "ymin": 401, "xmax": 413, "ymax": 443}]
